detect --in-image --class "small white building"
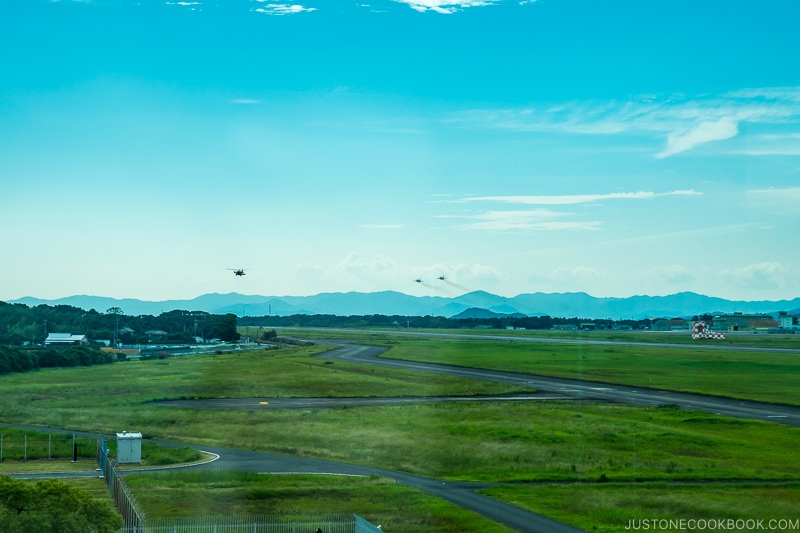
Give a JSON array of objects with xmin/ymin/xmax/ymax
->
[
  {"xmin": 116, "ymin": 431, "xmax": 142, "ymax": 464},
  {"xmin": 44, "ymin": 333, "xmax": 89, "ymax": 346}
]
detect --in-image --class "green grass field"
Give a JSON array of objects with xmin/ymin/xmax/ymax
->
[
  {"xmin": 0, "ymin": 427, "xmax": 208, "ymax": 474},
  {"xmin": 126, "ymin": 471, "xmax": 517, "ymax": 533},
  {"xmin": 0, "ymin": 334, "xmax": 798, "ymax": 531},
  {"xmin": 480, "ymin": 482, "xmax": 800, "ymax": 532},
  {"xmin": 337, "ymin": 334, "xmax": 800, "ymax": 405}
]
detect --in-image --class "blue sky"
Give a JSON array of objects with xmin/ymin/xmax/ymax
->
[{"xmin": 1, "ymin": 0, "xmax": 799, "ymax": 303}]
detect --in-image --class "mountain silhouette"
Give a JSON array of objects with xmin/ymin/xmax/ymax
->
[{"xmin": 9, "ymin": 291, "xmax": 800, "ymax": 320}]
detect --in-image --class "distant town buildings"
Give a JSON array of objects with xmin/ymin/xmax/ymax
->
[
  {"xmin": 712, "ymin": 312, "xmax": 778, "ymax": 332},
  {"xmin": 778, "ymin": 312, "xmax": 794, "ymax": 330},
  {"xmin": 646, "ymin": 312, "xmax": 796, "ymax": 333}
]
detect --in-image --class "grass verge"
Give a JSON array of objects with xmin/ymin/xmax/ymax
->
[
  {"xmin": 126, "ymin": 470, "xmax": 517, "ymax": 533},
  {"xmin": 481, "ymin": 482, "xmax": 800, "ymax": 532}
]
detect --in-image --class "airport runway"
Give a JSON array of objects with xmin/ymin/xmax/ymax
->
[
  {"xmin": 154, "ymin": 341, "xmax": 800, "ymax": 426},
  {"xmin": 154, "ymin": 392, "xmax": 574, "ymax": 410},
  {"xmin": 315, "ymin": 342, "xmax": 800, "ymax": 427},
  {"xmin": 281, "ymin": 327, "xmax": 800, "ymax": 354}
]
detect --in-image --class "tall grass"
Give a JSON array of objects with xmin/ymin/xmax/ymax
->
[
  {"xmin": 125, "ymin": 471, "xmax": 517, "ymax": 533},
  {"xmin": 481, "ymin": 482, "xmax": 800, "ymax": 533}
]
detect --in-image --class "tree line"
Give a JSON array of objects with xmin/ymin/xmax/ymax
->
[
  {"xmin": 0, "ymin": 476, "xmax": 122, "ymax": 532},
  {"xmin": 238, "ymin": 313, "xmax": 654, "ymax": 330},
  {"xmin": 0, "ymin": 301, "xmax": 240, "ymax": 347},
  {"xmin": 0, "ymin": 345, "xmax": 115, "ymax": 375}
]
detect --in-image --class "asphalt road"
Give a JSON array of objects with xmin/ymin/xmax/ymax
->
[
  {"xmin": 1, "ymin": 421, "xmax": 583, "ymax": 533},
  {"xmin": 314, "ymin": 342, "xmax": 800, "ymax": 427},
  {"xmin": 153, "ymin": 393, "xmax": 574, "ymax": 410},
  {"xmin": 281, "ymin": 327, "xmax": 800, "ymax": 354}
]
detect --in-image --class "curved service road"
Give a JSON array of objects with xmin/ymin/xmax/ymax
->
[{"xmin": 316, "ymin": 342, "xmax": 800, "ymax": 427}]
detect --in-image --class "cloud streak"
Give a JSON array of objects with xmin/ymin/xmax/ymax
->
[
  {"xmin": 394, "ymin": 0, "xmax": 496, "ymax": 14},
  {"xmin": 446, "ymin": 210, "xmax": 601, "ymax": 232},
  {"xmin": 747, "ymin": 187, "xmax": 800, "ymax": 212},
  {"xmin": 457, "ymin": 190, "xmax": 701, "ymax": 206},
  {"xmin": 451, "ymin": 87, "xmax": 800, "ymax": 157},
  {"xmin": 359, "ymin": 223, "xmax": 406, "ymax": 229},
  {"xmin": 252, "ymin": 2, "xmax": 316, "ymax": 15},
  {"xmin": 720, "ymin": 262, "xmax": 795, "ymax": 290},
  {"xmin": 658, "ymin": 117, "xmax": 739, "ymax": 158},
  {"xmin": 442, "ymin": 190, "xmax": 702, "ymax": 232}
]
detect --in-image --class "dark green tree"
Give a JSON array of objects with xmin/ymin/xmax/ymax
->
[{"xmin": 0, "ymin": 476, "xmax": 122, "ymax": 533}]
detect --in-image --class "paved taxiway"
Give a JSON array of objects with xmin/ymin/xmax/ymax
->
[
  {"xmin": 309, "ymin": 342, "xmax": 800, "ymax": 427},
  {"xmin": 152, "ymin": 340, "xmax": 800, "ymax": 426}
]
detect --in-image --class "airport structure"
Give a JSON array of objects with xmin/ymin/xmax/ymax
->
[
  {"xmin": 691, "ymin": 321, "xmax": 725, "ymax": 340},
  {"xmin": 116, "ymin": 431, "xmax": 142, "ymax": 464},
  {"xmin": 712, "ymin": 313, "xmax": 778, "ymax": 332}
]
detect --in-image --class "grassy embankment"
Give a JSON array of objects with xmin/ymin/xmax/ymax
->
[{"xmin": 1, "ymin": 336, "xmax": 798, "ymax": 531}]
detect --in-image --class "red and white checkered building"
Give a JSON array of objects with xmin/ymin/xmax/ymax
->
[{"xmin": 691, "ymin": 321, "xmax": 725, "ymax": 340}]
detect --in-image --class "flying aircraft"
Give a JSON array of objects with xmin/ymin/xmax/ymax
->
[
  {"xmin": 438, "ymin": 275, "xmax": 446, "ymax": 281},
  {"xmin": 415, "ymin": 278, "xmax": 422, "ymax": 283},
  {"xmin": 228, "ymin": 269, "xmax": 247, "ymax": 277}
]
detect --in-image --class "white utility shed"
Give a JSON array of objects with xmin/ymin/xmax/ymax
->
[{"xmin": 116, "ymin": 431, "xmax": 142, "ymax": 464}]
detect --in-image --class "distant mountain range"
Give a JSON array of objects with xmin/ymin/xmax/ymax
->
[{"xmin": 8, "ymin": 291, "xmax": 800, "ymax": 321}]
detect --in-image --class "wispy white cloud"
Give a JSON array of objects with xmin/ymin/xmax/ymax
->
[
  {"xmin": 446, "ymin": 263, "xmax": 506, "ymax": 284},
  {"xmin": 450, "ymin": 87, "xmax": 800, "ymax": 158},
  {"xmin": 720, "ymin": 262, "xmax": 795, "ymax": 290},
  {"xmin": 728, "ymin": 133, "xmax": 800, "ymax": 156},
  {"xmin": 657, "ymin": 117, "xmax": 739, "ymax": 159},
  {"xmin": 297, "ymin": 252, "xmax": 398, "ymax": 282},
  {"xmin": 446, "ymin": 209, "xmax": 600, "ymax": 231},
  {"xmin": 747, "ymin": 187, "xmax": 800, "ymax": 212},
  {"xmin": 652, "ymin": 264, "xmax": 696, "ymax": 284},
  {"xmin": 394, "ymin": 0, "xmax": 496, "ymax": 14},
  {"xmin": 252, "ymin": 1, "xmax": 316, "ymax": 15},
  {"xmin": 359, "ymin": 223, "xmax": 406, "ymax": 229},
  {"xmin": 295, "ymin": 253, "xmax": 505, "ymax": 290},
  {"xmin": 166, "ymin": 1, "xmax": 201, "ymax": 8},
  {"xmin": 442, "ymin": 190, "xmax": 701, "ymax": 232},
  {"xmin": 552, "ymin": 266, "xmax": 600, "ymax": 280},
  {"xmin": 457, "ymin": 189, "xmax": 701, "ymax": 206},
  {"xmin": 527, "ymin": 266, "xmax": 601, "ymax": 286}
]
